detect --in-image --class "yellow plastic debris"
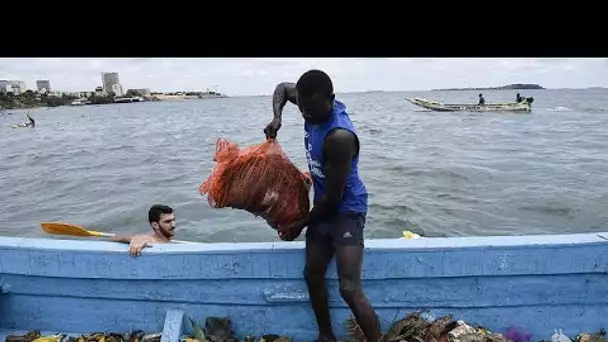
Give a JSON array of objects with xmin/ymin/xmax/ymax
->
[
  {"xmin": 402, "ymin": 230, "xmax": 421, "ymax": 239},
  {"xmin": 32, "ymin": 336, "xmax": 62, "ymax": 342}
]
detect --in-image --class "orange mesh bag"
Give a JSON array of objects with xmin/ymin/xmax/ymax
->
[{"xmin": 199, "ymin": 138, "xmax": 313, "ymax": 229}]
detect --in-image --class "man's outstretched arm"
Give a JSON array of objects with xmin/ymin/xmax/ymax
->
[
  {"xmin": 265, "ymin": 82, "xmax": 298, "ymax": 139},
  {"xmin": 272, "ymin": 82, "xmax": 298, "ymax": 121}
]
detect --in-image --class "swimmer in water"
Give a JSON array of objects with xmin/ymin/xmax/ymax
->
[
  {"xmin": 25, "ymin": 113, "xmax": 35, "ymax": 127},
  {"xmin": 110, "ymin": 204, "xmax": 176, "ymax": 256}
]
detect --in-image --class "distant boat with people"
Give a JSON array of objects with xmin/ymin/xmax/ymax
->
[{"xmin": 405, "ymin": 96, "xmax": 534, "ymax": 113}]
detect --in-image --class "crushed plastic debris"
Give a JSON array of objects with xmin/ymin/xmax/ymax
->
[
  {"xmin": 402, "ymin": 230, "xmax": 422, "ymax": 239},
  {"xmin": 188, "ymin": 316, "xmax": 238, "ymax": 342},
  {"xmin": 4, "ymin": 331, "xmax": 161, "ymax": 342},
  {"xmin": 5, "ymin": 330, "xmax": 43, "ymax": 342},
  {"xmin": 185, "ymin": 316, "xmax": 291, "ymax": 342},
  {"xmin": 345, "ymin": 311, "xmax": 589, "ymax": 342},
  {"xmin": 4, "ymin": 315, "xmax": 605, "ymax": 342},
  {"xmin": 553, "ymin": 330, "xmax": 574, "ymax": 342},
  {"xmin": 186, "ymin": 316, "xmax": 293, "ymax": 342},
  {"xmin": 505, "ymin": 326, "xmax": 532, "ymax": 342},
  {"xmin": 577, "ymin": 329, "xmax": 606, "ymax": 342}
]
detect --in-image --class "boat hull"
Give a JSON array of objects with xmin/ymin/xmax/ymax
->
[
  {"xmin": 406, "ymin": 97, "xmax": 532, "ymax": 112},
  {"xmin": 0, "ymin": 233, "xmax": 606, "ymax": 341}
]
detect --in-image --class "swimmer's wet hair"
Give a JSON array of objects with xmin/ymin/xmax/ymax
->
[
  {"xmin": 148, "ymin": 204, "xmax": 174, "ymax": 224},
  {"xmin": 296, "ymin": 69, "xmax": 334, "ymax": 98}
]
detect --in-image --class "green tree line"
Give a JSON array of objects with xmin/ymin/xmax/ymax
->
[{"xmin": 0, "ymin": 91, "xmax": 117, "ymax": 109}]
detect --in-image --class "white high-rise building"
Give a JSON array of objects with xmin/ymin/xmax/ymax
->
[
  {"xmin": 0, "ymin": 80, "xmax": 27, "ymax": 94},
  {"xmin": 111, "ymin": 83, "xmax": 124, "ymax": 97},
  {"xmin": 101, "ymin": 72, "xmax": 123, "ymax": 96},
  {"xmin": 36, "ymin": 80, "xmax": 51, "ymax": 93}
]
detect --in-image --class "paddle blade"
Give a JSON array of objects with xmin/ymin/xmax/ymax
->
[{"xmin": 41, "ymin": 222, "xmax": 109, "ymax": 237}]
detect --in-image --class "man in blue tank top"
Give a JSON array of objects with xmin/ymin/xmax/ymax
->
[{"xmin": 264, "ymin": 70, "xmax": 382, "ymax": 342}]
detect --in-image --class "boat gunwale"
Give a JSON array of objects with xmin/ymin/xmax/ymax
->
[
  {"xmin": 0, "ymin": 233, "xmax": 607, "ymax": 254},
  {"xmin": 1, "ymin": 233, "xmax": 607, "ymax": 340},
  {"xmin": 1, "ymin": 234, "xmax": 606, "ymax": 281}
]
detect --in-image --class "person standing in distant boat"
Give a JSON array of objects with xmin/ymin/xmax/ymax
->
[
  {"xmin": 478, "ymin": 93, "xmax": 485, "ymax": 106},
  {"xmin": 264, "ymin": 70, "xmax": 382, "ymax": 342},
  {"xmin": 110, "ymin": 204, "xmax": 176, "ymax": 256},
  {"xmin": 515, "ymin": 93, "xmax": 524, "ymax": 103}
]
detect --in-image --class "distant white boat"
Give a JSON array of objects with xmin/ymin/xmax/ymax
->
[
  {"xmin": 405, "ymin": 97, "xmax": 534, "ymax": 113},
  {"xmin": 197, "ymin": 92, "xmax": 227, "ymax": 99},
  {"xmin": 70, "ymin": 98, "xmax": 91, "ymax": 106},
  {"xmin": 114, "ymin": 97, "xmax": 144, "ymax": 103}
]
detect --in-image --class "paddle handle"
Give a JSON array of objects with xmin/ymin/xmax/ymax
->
[
  {"xmin": 172, "ymin": 239, "xmax": 194, "ymax": 244},
  {"xmin": 89, "ymin": 230, "xmax": 115, "ymax": 238}
]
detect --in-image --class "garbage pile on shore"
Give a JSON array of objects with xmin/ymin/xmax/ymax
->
[{"xmin": 4, "ymin": 311, "xmax": 606, "ymax": 342}]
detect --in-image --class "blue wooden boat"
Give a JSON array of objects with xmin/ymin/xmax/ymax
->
[{"xmin": 0, "ymin": 233, "xmax": 607, "ymax": 341}]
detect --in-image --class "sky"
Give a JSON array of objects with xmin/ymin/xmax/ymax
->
[{"xmin": 1, "ymin": 58, "xmax": 607, "ymax": 96}]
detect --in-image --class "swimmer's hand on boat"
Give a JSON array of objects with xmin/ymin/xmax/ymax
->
[
  {"xmin": 128, "ymin": 235, "xmax": 155, "ymax": 257},
  {"xmin": 110, "ymin": 233, "xmax": 162, "ymax": 257}
]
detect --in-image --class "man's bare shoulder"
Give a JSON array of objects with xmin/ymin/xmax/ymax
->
[
  {"xmin": 324, "ymin": 128, "xmax": 357, "ymax": 158},
  {"xmin": 143, "ymin": 233, "xmax": 170, "ymax": 244},
  {"xmin": 326, "ymin": 128, "xmax": 356, "ymax": 143},
  {"xmin": 127, "ymin": 233, "xmax": 168, "ymax": 244}
]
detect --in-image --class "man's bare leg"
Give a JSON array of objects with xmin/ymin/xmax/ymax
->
[
  {"xmin": 335, "ymin": 245, "xmax": 382, "ymax": 342},
  {"xmin": 304, "ymin": 239, "xmax": 336, "ymax": 341}
]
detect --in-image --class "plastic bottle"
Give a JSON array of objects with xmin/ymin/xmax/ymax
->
[{"xmin": 551, "ymin": 329, "xmax": 573, "ymax": 342}]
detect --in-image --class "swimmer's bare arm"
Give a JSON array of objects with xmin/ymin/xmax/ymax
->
[
  {"xmin": 109, "ymin": 234, "xmax": 134, "ymax": 243},
  {"xmin": 264, "ymin": 82, "xmax": 297, "ymax": 139},
  {"xmin": 109, "ymin": 233, "xmax": 157, "ymax": 257}
]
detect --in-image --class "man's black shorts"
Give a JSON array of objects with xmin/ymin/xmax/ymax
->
[{"xmin": 305, "ymin": 212, "xmax": 366, "ymax": 248}]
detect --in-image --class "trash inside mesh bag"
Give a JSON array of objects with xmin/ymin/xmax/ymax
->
[{"xmin": 199, "ymin": 138, "xmax": 312, "ymax": 229}]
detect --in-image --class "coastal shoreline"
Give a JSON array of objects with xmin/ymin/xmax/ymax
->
[
  {"xmin": 432, "ymin": 83, "xmax": 545, "ymax": 91},
  {"xmin": 0, "ymin": 92, "xmax": 227, "ymax": 110}
]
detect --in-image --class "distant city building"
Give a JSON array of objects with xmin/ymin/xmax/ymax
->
[
  {"xmin": 101, "ymin": 72, "xmax": 122, "ymax": 95},
  {"xmin": 111, "ymin": 83, "xmax": 124, "ymax": 97},
  {"xmin": 77, "ymin": 91, "xmax": 93, "ymax": 98},
  {"xmin": 94, "ymin": 86, "xmax": 106, "ymax": 97},
  {"xmin": 53, "ymin": 91, "xmax": 82, "ymax": 98},
  {"xmin": 0, "ymin": 80, "xmax": 27, "ymax": 94},
  {"xmin": 36, "ymin": 80, "xmax": 51, "ymax": 93},
  {"xmin": 127, "ymin": 88, "xmax": 151, "ymax": 97}
]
